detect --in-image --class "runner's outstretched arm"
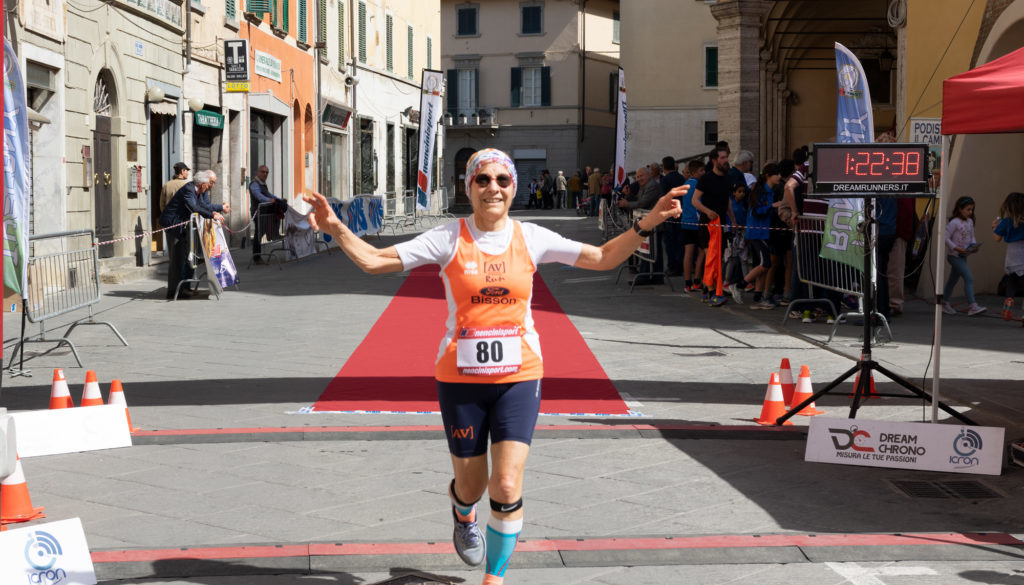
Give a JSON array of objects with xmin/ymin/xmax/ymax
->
[
  {"xmin": 574, "ymin": 187, "xmax": 684, "ymax": 272},
  {"xmin": 303, "ymin": 192, "xmax": 404, "ymax": 274}
]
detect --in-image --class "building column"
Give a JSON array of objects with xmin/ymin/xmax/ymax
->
[
  {"xmin": 775, "ymin": 75, "xmax": 787, "ymax": 160},
  {"xmin": 760, "ymin": 52, "xmax": 773, "ymax": 166},
  {"xmin": 711, "ymin": 0, "xmax": 770, "ymax": 163}
]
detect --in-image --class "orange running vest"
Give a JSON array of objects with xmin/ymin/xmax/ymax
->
[{"xmin": 435, "ymin": 219, "xmax": 543, "ymax": 383}]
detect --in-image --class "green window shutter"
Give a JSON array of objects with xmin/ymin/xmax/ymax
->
[
  {"xmin": 226, "ymin": 0, "xmax": 235, "ymax": 19},
  {"xmin": 705, "ymin": 46, "xmax": 718, "ymax": 88},
  {"xmin": 385, "ymin": 14, "xmax": 393, "ymax": 71},
  {"xmin": 245, "ymin": 0, "xmax": 267, "ymax": 14},
  {"xmin": 358, "ymin": 2, "xmax": 366, "ymax": 63},
  {"xmin": 447, "ymin": 69, "xmax": 458, "ymax": 113},
  {"xmin": 540, "ymin": 66, "xmax": 551, "ymax": 106},
  {"xmin": 271, "ymin": 0, "xmax": 278, "ymax": 26},
  {"xmin": 283, "ymin": 0, "xmax": 290, "ymax": 33},
  {"xmin": 427, "ymin": 37, "xmax": 432, "ymax": 70},
  {"xmin": 317, "ymin": 0, "xmax": 326, "ymax": 58},
  {"xmin": 298, "ymin": 0, "xmax": 307, "ymax": 42},
  {"xmin": 609, "ymin": 72, "xmax": 616, "ymax": 112},
  {"xmin": 338, "ymin": 2, "xmax": 345, "ymax": 66},
  {"xmin": 407, "ymin": 25, "xmax": 413, "ymax": 79},
  {"xmin": 510, "ymin": 67, "xmax": 521, "ymax": 108}
]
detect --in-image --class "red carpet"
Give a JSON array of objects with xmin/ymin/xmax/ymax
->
[{"xmin": 310, "ymin": 267, "xmax": 632, "ymax": 415}]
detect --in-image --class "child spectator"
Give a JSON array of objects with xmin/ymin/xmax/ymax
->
[
  {"xmin": 680, "ymin": 159, "xmax": 706, "ymax": 291},
  {"xmin": 724, "ymin": 182, "xmax": 749, "ymax": 303},
  {"xmin": 992, "ymin": 192, "xmax": 1024, "ymax": 321},
  {"xmin": 943, "ymin": 196, "xmax": 986, "ymax": 316},
  {"xmin": 735, "ymin": 163, "xmax": 780, "ymax": 309}
]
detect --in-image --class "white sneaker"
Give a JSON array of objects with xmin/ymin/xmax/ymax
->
[
  {"xmin": 942, "ymin": 302, "xmax": 957, "ymax": 315},
  {"xmin": 728, "ymin": 283, "xmax": 743, "ymax": 304},
  {"xmin": 967, "ymin": 303, "xmax": 987, "ymax": 316}
]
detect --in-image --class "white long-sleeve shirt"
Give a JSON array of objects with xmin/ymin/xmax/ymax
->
[{"xmin": 945, "ymin": 216, "xmax": 975, "ymax": 256}]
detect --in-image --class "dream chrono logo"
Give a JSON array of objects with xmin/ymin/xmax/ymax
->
[
  {"xmin": 24, "ymin": 530, "xmax": 68, "ymax": 584},
  {"xmin": 828, "ymin": 426, "xmax": 874, "ymax": 452}
]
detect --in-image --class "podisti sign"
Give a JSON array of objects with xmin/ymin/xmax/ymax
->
[{"xmin": 805, "ymin": 417, "xmax": 1005, "ymax": 475}]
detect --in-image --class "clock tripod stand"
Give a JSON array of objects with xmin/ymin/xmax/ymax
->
[{"xmin": 776, "ymin": 195, "xmax": 976, "ymax": 426}]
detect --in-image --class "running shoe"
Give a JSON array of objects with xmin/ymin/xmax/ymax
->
[
  {"xmin": 701, "ymin": 291, "xmax": 710, "ymax": 303},
  {"xmin": 744, "ymin": 283, "xmax": 756, "ymax": 291},
  {"xmin": 826, "ymin": 315, "xmax": 838, "ymax": 325},
  {"xmin": 801, "ymin": 310, "xmax": 814, "ymax": 323},
  {"xmin": 452, "ymin": 507, "xmax": 485, "ymax": 566},
  {"xmin": 1002, "ymin": 298, "xmax": 1014, "ymax": 321},
  {"xmin": 788, "ymin": 310, "xmax": 803, "ymax": 320},
  {"xmin": 728, "ymin": 283, "xmax": 743, "ymax": 304},
  {"xmin": 942, "ymin": 302, "xmax": 957, "ymax": 315},
  {"xmin": 967, "ymin": 303, "xmax": 987, "ymax": 316},
  {"xmin": 709, "ymin": 295, "xmax": 728, "ymax": 307},
  {"xmin": 751, "ymin": 300, "xmax": 774, "ymax": 310}
]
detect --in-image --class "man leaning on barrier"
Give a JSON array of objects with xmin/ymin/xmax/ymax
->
[
  {"xmin": 249, "ymin": 164, "xmax": 289, "ymax": 265},
  {"xmin": 159, "ymin": 170, "xmax": 229, "ymax": 299}
]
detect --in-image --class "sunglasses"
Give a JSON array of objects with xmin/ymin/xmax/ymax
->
[{"xmin": 474, "ymin": 174, "xmax": 513, "ymax": 188}]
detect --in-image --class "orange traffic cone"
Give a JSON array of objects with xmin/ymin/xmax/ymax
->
[
  {"xmin": 107, "ymin": 379, "xmax": 139, "ymax": 432},
  {"xmin": 49, "ymin": 368, "xmax": 74, "ymax": 409},
  {"xmin": 790, "ymin": 366, "xmax": 825, "ymax": 416},
  {"xmin": 755, "ymin": 372, "xmax": 793, "ymax": 426},
  {"xmin": 849, "ymin": 370, "xmax": 879, "ymax": 399},
  {"xmin": 81, "ymin": 370, "xmax": 104, "ymax": 406},
  {"xmin": 0, "ymin": 455, "xmax": 46, "ymax": 524},
  {"xmin": 778, "ymin": 358, "xmax": 796, "ymax": 406}
]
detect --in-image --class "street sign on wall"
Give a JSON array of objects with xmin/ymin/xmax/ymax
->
[{"xmin": 224, "ymin": 39, "xmax": 249, "ymax": 81}]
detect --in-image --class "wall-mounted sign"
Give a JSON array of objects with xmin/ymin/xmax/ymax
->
[
  {"xmin": 117, "ymin": 0, "xmax": 182, "ymax": 29},
  {"xmin": 254, "ymin": 50, "xmax": 282, "ymax": 82},
  {"xmin": 225, "ymin": 82, "xmax": 250, "ymax": 93},
  {"xmin": 194, "ymin": 110, "xmax": 224, "ymax": 129},
  {"xmin": 322, "ymin": 104, "xmax": 352, "ymax": 130},
  {"xmin": 224, "ymin": 39, "xmax": 249, "ymax": 81}
]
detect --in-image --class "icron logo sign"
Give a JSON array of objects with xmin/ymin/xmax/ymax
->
[{"xmin": 829, "ymin": 427, "xmax": 875, "ymax": 452}]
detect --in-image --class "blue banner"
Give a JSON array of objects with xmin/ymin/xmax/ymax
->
[
  {"xmin": 3, "ymin": 38, "xmax": 30, "ymax": 298},
  {"xmin": 820, "ymin": 42, "xmax": 874, "ymax": 270}
]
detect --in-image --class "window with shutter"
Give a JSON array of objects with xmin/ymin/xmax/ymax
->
[
  {"xmin": 705, "ymin": 45, "xmax": 718, "ymax": 88},
  {"xmin": 386, "ymin": 14, "xmax": 393, "ymax": 71},
  {"xmin": 283, "ymin": 0, "xmax": 290, "ymax": 32},
  {"xmin": 510, "ymin": 67, "xmax": 521, "ymax": 107},
  {"xmin": 226, "ymin": 0, "xmax": 235, "ymax": 20},
  {"xmin": 456, "ymin": 5, "xmax": 477, "ymax": 36},
  {"xmin": 521, "ymin": 67, "xmax": 541, "ymax": 107},
  {"xmin": 338, "ymin": 2, "xmax": 345, "ymax": 68},
  {"xmin": 358, "ymin": 2, "xmax": 366, "ymax": 63},
  {"xmin": 427, "ymin": 37, "xmax": 432, "ymax": 70},
  {"xmin": 520, "ymin": 3, "xmax": 542, "ymax": 35},
  {"xmin": 317, "ymin": 0, "xmax": 326, "ymax": 57},
  {"xmin": 246, "ymin": 0, "xmax": 268, "ymax": 14},
  {"xmin": 299, "ymin": 0, "xmax": 307, "ymax": 42},
  {"xmin": 447, "ymin": 68, "xmax": 458, "ymax": 114},
  {"xmin": 407, "ymin": 25, "xmax": 414, "ymax": 79},
  {"xmin": 271, "ymin": 0, "xmax": 278, "ymax": 26},
  {"xmin": 613, "ymin": 10, "xmax": 619, "ymax": 44}
]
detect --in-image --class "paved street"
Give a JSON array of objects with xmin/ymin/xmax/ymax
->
[{"xmin": 2, "ymin": 209, "xmax": 1023, "ymax": 585}]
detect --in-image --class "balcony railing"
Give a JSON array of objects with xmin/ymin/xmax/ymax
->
[{"xmin": 442, "ymin": 108, "xmax": 498, "ymax": 129}]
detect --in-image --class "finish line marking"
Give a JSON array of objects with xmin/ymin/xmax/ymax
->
[
  {"xmin": 131, "ymin": 423, "xmax": 804, "ymax": 437},
  {"xmin": 91, "ymin": 532, "xmax": 1022, "ymax": 564}
]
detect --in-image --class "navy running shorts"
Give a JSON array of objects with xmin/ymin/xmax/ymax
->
[
  {"xmin": 680, "ymin": 228, "xmax": 699, "ymax": 246},
  {"xmin": 437, "ymin": 379, "xmax": 542, "ymax": 458},
  {"xmin": 748, "ymin": 239, "xmax": 771, "ymax": 268}
]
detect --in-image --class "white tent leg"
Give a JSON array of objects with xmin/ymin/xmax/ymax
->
[{"xmin": 930, "ymin": 135, "xmax": 952, "ymax": 423}]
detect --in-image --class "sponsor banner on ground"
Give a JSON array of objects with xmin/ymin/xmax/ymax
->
[
  {"xmin": 12, "ymin": 405, "xmax": 132, "ymax": 457},
  {"xmin": 0, "ymin": 518, "xmax": 96, "ymax": 585},
  {"xmin": 805, "ymin": 417, "xmax": 1005, "ymax": 475},
  {"xmin": 416, "ymin": 70, "xmax": 443, "ymax": 211},
  {"xmin": 198, "ymin": 217, "xmax": 238, "ymax": 294}
]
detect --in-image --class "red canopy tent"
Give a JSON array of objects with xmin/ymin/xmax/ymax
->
[
  {"xmin": 926, "ymin": 45, "xmax": 1024, "ymax": 422},
  {"xmin": 942, "ymin": 45, "xmax": 1024, "ymax": 134}
]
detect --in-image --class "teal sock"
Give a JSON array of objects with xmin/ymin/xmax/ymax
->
[{"xmin": 485, "ymin": 516, "xmax": 522, "ymax": 578}]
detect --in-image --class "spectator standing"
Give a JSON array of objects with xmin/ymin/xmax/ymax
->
[
  {"xmin": 737, "ymin": 164, "xmax": 780, "ymax": 309},
  {"xmin": 525, "ymin": 178, "xmax": 538, "ymax": 209},
  {"xmin": 680, "ymin": 159, "xmax": 706, "ymax": 291},
  {"xmin": 160, "ymin": 162, "xmax": 191, "ymax": 212},
  {"xmin": 993, "ymin": 192, "xmax": 1024, "ymax": 320},
  {"xmin": 729, "ymin": 150, "xmax": 757, "ymax": 191},
  {"xmin": 588, "ymin": 168, "xmax": 602, "ymax": 217},
  {"xmin": 887, "ymin": 197, "xmax": 916, "ymax": 316},
  {"xmin": 942, "ymin": 196, "xmax": 986, "ymax": 316},
  {"xmin": 159, "ymin": 170, "xmax": 228, "ymax": 299},
  {"xmin": 692, "ymin": 146, "xmax": 737, "ymax": 306},
  {"xmin": 541, "ymin": 169, "xmax": 554, "ymax": 209},
  {"xmin": 660, "ymin": 157, "xmax": 687, "ymax": 275},
  {"xmin": 568, "ymin": 171, "xmax": 582, "ymax": 210},
  {"xmin": 766, "ymin": 158, "xmax": 795, "ymax": 303},
  {"xmin": 555, "ymin": 170, "xmax": 568, "ymax": 209}
]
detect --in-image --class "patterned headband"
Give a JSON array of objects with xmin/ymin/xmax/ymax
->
[{"xmin": 465, "ymin": 148, "xmax": 518, "ymax": 194}]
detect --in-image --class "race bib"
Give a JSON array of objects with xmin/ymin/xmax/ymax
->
[{"xmin": 456, "ymin": 325, "xmax": 522, "ymax": 375}]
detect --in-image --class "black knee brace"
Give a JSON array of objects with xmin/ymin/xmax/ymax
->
[
  {"xmin": 449, "ymin": 479, "xmax": 477, "ymax": 508},
  {"xmin": 490, "ymin": 497, "xmax": 523, "ymax": 514}
]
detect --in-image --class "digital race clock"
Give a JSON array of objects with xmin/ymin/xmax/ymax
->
[{"xmin": 811, "ymin": 143, "xmax": 930, "ymax": 195}]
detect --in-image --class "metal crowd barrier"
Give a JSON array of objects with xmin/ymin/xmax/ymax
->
[
  {"xmin": 249, "ymin": 201, "xmax": 293, "ymax": 269},
  {"xmin": 791, "ymin": 213, "xmax": 892, "ymax": 343},
  {"xmin": 172, "ymin": 214, "xmax": 224, "ymax": 301},
  {"xmin": 7, "ymin": 230, "xmax": 127, "ymax": 375},
  {"xmin": 614, "ymin": 209, "xmax": 674, "ymax": 293}
]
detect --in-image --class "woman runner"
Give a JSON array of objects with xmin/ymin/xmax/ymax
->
[{"xmin": 304, "ymin": 148, "xmax": 684, "ymax": 585}]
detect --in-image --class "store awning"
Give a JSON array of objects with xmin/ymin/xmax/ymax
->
[{"xmin": 148, "ymin": 100, "xmax": 178, "ymax": 116}]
